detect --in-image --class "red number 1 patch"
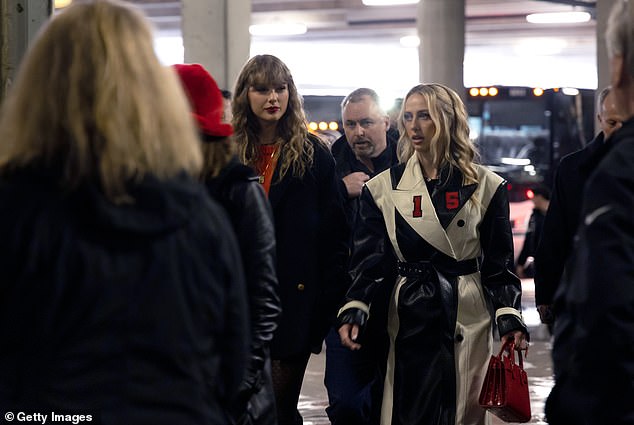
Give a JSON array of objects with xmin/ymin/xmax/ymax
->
[
  {"xmin": 413, "ymin": 195, "xmax": 422, "ymax": 217},
  {"xmin": 445, "ymin": 191, "xmax": 459, "ymax": 209}
]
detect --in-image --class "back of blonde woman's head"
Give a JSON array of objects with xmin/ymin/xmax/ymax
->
[{"xmin": 0, "ymin": 0, "xmax": 202, "ymax": 201}]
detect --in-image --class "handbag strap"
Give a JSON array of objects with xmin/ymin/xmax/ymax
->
[{"xmin": 497, "ymin": 339, "xmax": 525, "ymax": 369}]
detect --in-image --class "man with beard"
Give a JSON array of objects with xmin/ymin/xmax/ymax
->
[{"xmin": 325, "ymin": 88, "xmax": 398, "ymax": 425}]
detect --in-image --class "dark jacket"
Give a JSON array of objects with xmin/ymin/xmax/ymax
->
[
  {"xmin": 205, "ymin": 157, "xmax": 281, "ymax": 425},
  {"xmin": 515, "ymin": 207, "xmax": 546, "ymax": 274},
  {"xmin": 331, "ymin": 131, "xmax": 399, "ymax": 228},
  {"xmin": 533, "ymin": 133, "xmax": 605, "ymax": 305},
  {"xmin": 0, "ymin": 170, "xmax": 248, "ymax": 425},
  {"xmin": 546, "ymin": 118, "xmax": 634, "ymax": 424},
  {"xmin": 268, "ymin": 135, "xmax": 349, "ymax": 358}
]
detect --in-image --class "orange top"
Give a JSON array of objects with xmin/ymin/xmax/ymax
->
[{"xmin": 256, "ymin": 143, "xmax": 280, "ymax": 196}]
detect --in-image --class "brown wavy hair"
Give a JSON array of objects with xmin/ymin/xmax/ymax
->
[
  {"xmin": 0, "ymin": 0, "xmax": 202, "ymax": 202},
  {"xmin": 232, "ymin": 54, "xmax": 314, "ymax": 179},
  {"xmin": 397, "ymin": 83, "xmax": 479, "ymax": 185}
]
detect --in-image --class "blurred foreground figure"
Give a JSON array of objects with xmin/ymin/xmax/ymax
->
[
  {"xmin": 546, "ymin": 1, "xmax": 634, "ymax": 423},
  {"xmin": 174, "ymin": 63, "xmax": 281, "ymax": 425},
  {"xmin": 0, "ymin": 2, "xmax": 248, "ymax": 424}
]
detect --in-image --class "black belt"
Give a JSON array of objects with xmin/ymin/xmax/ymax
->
[{"xmin": 397, "ymin": 258, "xmax": 479, "ymax": 279}]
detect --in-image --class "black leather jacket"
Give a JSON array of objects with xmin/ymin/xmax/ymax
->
[{"xmin": 205, "ymin": 157, "xmax": 281, "ymax": 397}]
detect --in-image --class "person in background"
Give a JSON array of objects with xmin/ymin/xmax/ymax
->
[
  {"xmin": 533, "ymin": 86, "xmax": 624, "ymax": 327},
  {"xmin": 337, "ymin": 83, "xmax": 528, "ymax": 425},
  {"xmin": 325, "ymin": 88, "xmax": 398, "ymax": 425},
  {"xmin": 0, "ymin": 2, "xmax": 248, "ymax": 424},
  {"xmin": 515, "ymin": 184, "xmax": 550, "ymax": 278},
  {"xmin": 545, "ymin": 1, "xmax": 634, "ymax": 423},
  {"xmin": 221, "ymin": 89, "xmax": 233, "ymax": 123},
  {"xmin": 173, "ymin": 63, "xmax": 281, "ymax": 425},
  {"xmin": 232, "ymin": 54, "xmax": 349, "ymax": 425}
]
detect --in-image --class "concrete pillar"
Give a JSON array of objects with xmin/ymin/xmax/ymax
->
[
  {"xmin": 181, "ymin": 0, "xmax": 250, "ymax": 93},
  {"xmin": 0, "ymin": 0, "xmax": 51, "ymax": 100},
  {"xmin": 417, "ymin": 0, "xmax": 465, "ymax": 99}
]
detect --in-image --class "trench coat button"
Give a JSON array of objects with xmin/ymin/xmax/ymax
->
[
  {"xmin": 457, "ymin": 219, "xmax": 465, "ymax": 227},
  {"xmin": 297, "ymin": 283, "xmax": 305, "ymax": 291},
  {"xmin": 455, "ymin": 334, "xmax": 464, "ymax": 342}
]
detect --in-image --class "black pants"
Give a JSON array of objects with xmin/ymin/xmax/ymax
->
[
  {"xmin": 325, "ymin": 327, "xmax": 381, "ymax": 425},
  {"xmin": 271, "ymin": 352, "xmax": 311, "ymax": 425}
]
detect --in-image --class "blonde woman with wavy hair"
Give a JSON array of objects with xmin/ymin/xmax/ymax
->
[
  {"xmin": 396, "ymin": 84, "xmax": 478, "ymax": 185},
  {"xmin": 232, "ymin": 54, "xmax": 349, "ymax": 425},
  {"xmin": 338, "ymin": 83, "xmax": 527, "ymax": 425},
  {"xmin": 0, "ymin": 2, "xmax": 249, "ymax": 424}
]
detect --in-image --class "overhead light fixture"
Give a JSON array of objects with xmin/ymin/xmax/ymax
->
[
  {"xmin": 526, "ymin": 11, "xmax": 591, "ymax": 24},
  {"xmin": 249, "ymin": 23, "xmax": 307, "ymax": 36},
  {"xmin": 399, "ymin": 35, "xmax": 420, "ymax": 48},
  {"xmin": 562, "ymin": 87, "xmax": 580, "ymax": 96},
  {"xmin": 362, "ymin": 0, "xmax": 419, "ymax": 6},
  {"xmin": 55, "ymin": 0, "xmax": 72, "ymax": 8}
]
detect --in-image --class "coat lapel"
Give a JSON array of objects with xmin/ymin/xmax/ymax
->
[
  {"xmin": 430, "ymin": 167, "xmax": 477, "ymax": 229},
  {"xmin": 267, "ymin": 151, "xmax": 293, "ymax": 209},
  {"xmin": 392, "ymin": 156, "xmax": 455, "ymax": 257}
]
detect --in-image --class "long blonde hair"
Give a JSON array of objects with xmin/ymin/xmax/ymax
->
[
  {"xmin": 0, "ymin": 0, "xmax": 202, "ymax": 202},
  {"xmin": 232, "ymin": 54, "xmax": 313, "ymax": 179},
  {"xmin": 200, "ymin": 139, "xmax": 235, "ymax": 179},
  {"xmin": 397, "ymin": 83, "xmax": 479, "ymax": 185}
]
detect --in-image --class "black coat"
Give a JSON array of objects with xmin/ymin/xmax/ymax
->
[
  {"xmin": 205, "ymin": 157, "xmax": 281, "ymax": 425},
  {"xmin": 268, "ymin": 136, "xmax": 349, "ymax": 358},
  {"xmin": 0, "ymin": 171, "xmax": 249, "ymax": 425},
  {"xmin": 546, "ymin": 118, "xmax": 634, "ymax": 424},
  {"xmin": 331, "ymin": 131, "xmax": 399, "ymax": 228},
  {"xmin": 533, "ymin": 134, "xmax": 604, "ymax": 305},
  {"xmin": 515, "ymin": 207, "xmax": 546, "ymax": 273}
]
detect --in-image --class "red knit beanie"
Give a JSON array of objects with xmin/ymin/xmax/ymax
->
[{"xmin": 173, "ymin": 63, "xmax": 233, "ymax": 138}]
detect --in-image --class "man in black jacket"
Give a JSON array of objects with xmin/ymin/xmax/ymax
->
[
  {"xmin": 325, "ymin": 88, "xmax": 398, "ymax": 425},
  {"xmin": 533, "ymin": 86, "xmax": 624, "ymax": 327},
  {"xmin": 545, "ymin": 2, "xmax": 634, "ymax": 422},
  {"xmin": 515, "ymin": 185, "xmax": 550, "ymax": 278}
]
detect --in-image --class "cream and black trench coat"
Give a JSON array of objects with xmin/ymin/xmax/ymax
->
[{"xmin": 339, "ymin": 155, "xmax": 527, "ymax": 425}]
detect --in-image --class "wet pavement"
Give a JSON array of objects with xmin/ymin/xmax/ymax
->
[{"xmin": 298, "ymin": 279, "xmax": 554, "ymax": 424}]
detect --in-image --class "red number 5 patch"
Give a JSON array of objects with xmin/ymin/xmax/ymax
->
[{"xmin": 445, "ymin": 191, "xmax": 459, "ymax": 209}]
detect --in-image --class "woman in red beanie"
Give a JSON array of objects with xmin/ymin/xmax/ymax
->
[
  {"xmin": 231, "ymin": 54, "xmax": 349, "ymax": 425},
  {"xmin": 173, "ymin": 63, "xmax": 282, "ymax": 425}
]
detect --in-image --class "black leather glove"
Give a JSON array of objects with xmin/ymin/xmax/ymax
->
[{"xmin": 336, "ymin": 307, "xmax": 368, "ymax": 343}]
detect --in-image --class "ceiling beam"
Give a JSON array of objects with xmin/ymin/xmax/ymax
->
[{"xmin": 533, "ymin": 0, "xmax": 596, "ymax": 8}]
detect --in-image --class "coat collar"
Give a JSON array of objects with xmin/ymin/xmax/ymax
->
[{"xmin": 391, "ymin": 155, "xmax": 477, "ymax": 257}]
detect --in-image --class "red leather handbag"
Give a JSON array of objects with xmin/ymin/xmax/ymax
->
[{"xmin": 478, "ymin": 339, "xmax": 531, "ymax": 423}]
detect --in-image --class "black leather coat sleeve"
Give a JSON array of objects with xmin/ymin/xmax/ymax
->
[
  {"xmin": 479, "ymin": 182, "xmax": 527, "ymax": 339},
  {"xmin": 343, "ymin": 185, "xmax": 396, "ymax": 308},
  {"xmin": 229, "ymin": 178, "xmax": 281, "ymax": 390},
  {"xmin": 207, "ymin": 160, "xmax": 281, "ymax": 393}
]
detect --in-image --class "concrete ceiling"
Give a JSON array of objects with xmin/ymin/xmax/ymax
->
[
  {"xmin": 129, "ymin": 0, "xmax": 597, "ymax": 51},
  {"xmin": 127, "ymin": 0, "xmax": 598, "ymax": 89}
]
